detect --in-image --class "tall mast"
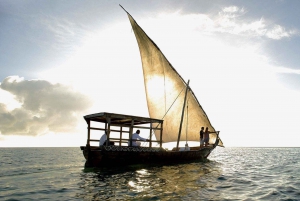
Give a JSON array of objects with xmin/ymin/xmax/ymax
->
[{"xmin": 176, "ymin": 80, "xmax": 190, "ymax": 149}]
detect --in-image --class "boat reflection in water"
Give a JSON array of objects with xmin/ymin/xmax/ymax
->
[{"xmin": 76, "ymin": 161, "xmax": 223, "ymax": 200}]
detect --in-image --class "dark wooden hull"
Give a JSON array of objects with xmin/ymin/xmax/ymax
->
[{"xmin": 80, "ymin": 145, "xmax": 216, "ymax": 167}]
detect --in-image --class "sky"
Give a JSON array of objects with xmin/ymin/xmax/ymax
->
[{"xmin": 1, "ymin": 0, "xmax": 300, "ymax": 147}]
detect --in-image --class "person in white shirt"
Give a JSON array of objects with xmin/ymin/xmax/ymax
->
[
  {"xmin": 99, "ymin": 133, "xmax": 107, "ymax": 146},
  {"xmin": 129, "ymin": 130, "xmax": 149, "ymax": 146}
]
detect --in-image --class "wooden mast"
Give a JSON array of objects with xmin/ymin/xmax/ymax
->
[{"xmin": 176, "ymin": 80, "xmax": 190, "ymax": 149}]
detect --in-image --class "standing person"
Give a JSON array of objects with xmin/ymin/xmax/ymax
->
[
  {"xmin": 199, "ymin": 127, "xmax": 204, "ymax": 147},
  {"xmin": 129, "ymin": 130, "xmax": 149, "ymax": 146},
  {"xmin": 204, "ymin": 127, "xmax": 211, "ymax": 147}
]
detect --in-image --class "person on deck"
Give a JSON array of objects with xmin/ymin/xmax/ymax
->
[
  {"xmin": 204, "ymin": 127, "xmax": 211, "ymax": 147},
  {"xmin": 200, "ymin": 127, "xmax": 204, "ymax": 147},
  {"xmin": 99, "ymin": 132, "xmax": 114, "ymax": 146},
  {"xmin": 99, "ymin": 132, "xmax": 107, "ymax": 146},
  {"xmin": 129, "ymin": 130, "xmax": 149, "ymax": 147}
]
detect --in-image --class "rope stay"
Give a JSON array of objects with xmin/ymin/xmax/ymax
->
[{"xmin": 142, "ymin": 86, "xmax": 185, "ymax": 146}]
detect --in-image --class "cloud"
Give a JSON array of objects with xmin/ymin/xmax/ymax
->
[
  {"xmin": 275, "ymin": 67, "xmax": 300, "ymax": 75},
  {"xmin": 23, "ymin": 14, "xmax": 91, "ymax": 53},
  {"xmin": 211, "ymin": 6, "xmax": 298, "ymax": 40},
  {"xmin": 221, "ymin": 6, "xmax": 246, "ymax": 17},
  {"xmin": 266, "ymin": 25, "xmax": 297, "ymax": 40},
  {"xmin": 276, "ymin": 72, "xmax": 300, "ymax": 91},
  {"xmin": 152, "ymin": 6, "xmax": 297, "ymax": 41},
  {"xmin": 0, "ymin": 76, "xmax": 92, "ymax": 136}
]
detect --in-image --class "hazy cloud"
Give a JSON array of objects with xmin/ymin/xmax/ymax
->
[
  {"xmin": 266, "ymin": 25, "xmax": 297, "ymax": 40},
  {"xmin": 274, "ymin": 67, "xmax": 300, "ymax": 90},
  {"xmin": 221, "ymin": 6, "xmax": 246, "ymax": 18},
  {"xmin": 38, "ymin": 16, "xmax": 88, "ymax": 50},
  {"xmin": 213, "ymin": 6, "xmax": 298, "ymax": 40},
  {"xmin": 166, "ymin": 6, "xmax": 297, "ymax": 40},
  {"xmin": 275, "ymin": 67, "xmax": 300, "ymax": 75},
  {"xmin": 277, "ymin": 73, "xmax": 300, "ymax": 91},
  {"xmin": 0, "ymin": 76, "xmax": 92, "ymax": 136}
]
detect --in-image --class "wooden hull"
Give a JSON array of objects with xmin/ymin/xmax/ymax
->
[{"xmin": 80, "ymin": 145, "xmax": 216, "ymax": 167}]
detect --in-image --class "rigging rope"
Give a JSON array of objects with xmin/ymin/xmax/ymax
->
[
  {"xmin": 143, "ymin": 86, "xmax": 185, "ymax": 146},
  {"xmin": 161, "ymin": 86, "xmax": 185, "ymax": 120}
]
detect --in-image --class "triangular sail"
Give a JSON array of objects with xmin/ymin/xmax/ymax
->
[{"xmin": 123, "ymin": 7, "xmax": 223, "ymax": 146}]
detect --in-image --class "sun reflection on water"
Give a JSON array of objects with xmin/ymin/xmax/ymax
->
[{"xmin": 76, "ymin": 161, "xmax": 223, "ymax": 200}]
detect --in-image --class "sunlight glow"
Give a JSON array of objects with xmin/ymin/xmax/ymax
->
[
  {"xmin": 128, "ymin": 181, "xmax": 135, "ymax": 188},
  {"xmin": 0, "ymin": 88, "xmax": 22, "ymax": 111},
  {"xmin": 0, "ymin": 131, "xmax": 85, "ymax": 147},
  {"xmin": 39, "ymin": 22, "xmax": 148, "ymax": 117},
  {"xmin": 136, "ymin": 169, "xmax": 148, "ymax": 175}
]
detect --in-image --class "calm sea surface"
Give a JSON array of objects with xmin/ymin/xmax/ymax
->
[{"xmin": 0, "ymin": 147, "xmax": 299, "ymax": 200}]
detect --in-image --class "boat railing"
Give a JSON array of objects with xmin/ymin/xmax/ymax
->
[{"xmin": 89, "ymin": 138, "xmax": 162, "ymax": 146}]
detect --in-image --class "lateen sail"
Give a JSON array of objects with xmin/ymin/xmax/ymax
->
[{"xmin": 123, "ymin": 7, "xmax": 223, "ymax": 146}]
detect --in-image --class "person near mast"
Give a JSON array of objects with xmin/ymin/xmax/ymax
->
[
  {"xmin": 199, "ymin": 127, "xmax": 204, "ymax": 147},
  {"xmin": 204, "ymin": 127, "xmax": 212, "ymax": 146},
  {"xmin": 129, "ymin": 130, "xmax": 149, "ymax": 146}
]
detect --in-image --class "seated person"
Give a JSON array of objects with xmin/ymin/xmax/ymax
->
[
  {"xmin": 99, "ymin": 132, "xmax": 114, "ymax": 146},
  {"xmin": 128, "ymin": 130, "xmax": 149, "ymax": 146}
]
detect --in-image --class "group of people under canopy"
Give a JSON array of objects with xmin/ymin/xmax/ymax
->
[
  {"xmin": 99, "ymin": 127, "xmax": 212, "ymax": 147},
  {"xmin": 99, "ymin": 130, "xmax": 149, "ymax": 147}
]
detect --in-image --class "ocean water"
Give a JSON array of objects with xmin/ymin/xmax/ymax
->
[{"xmin": 0, "ymin": 147, "xmax": 299, "ymax": 201}]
